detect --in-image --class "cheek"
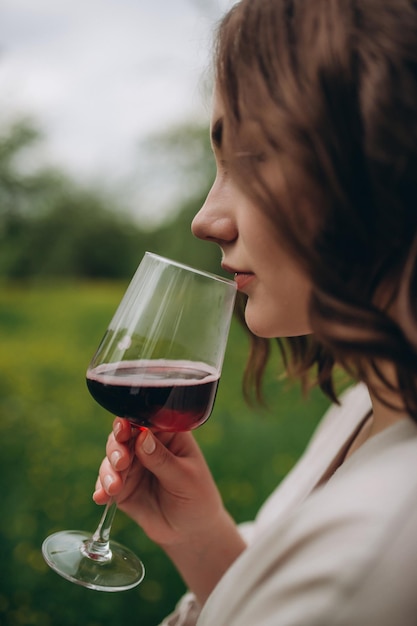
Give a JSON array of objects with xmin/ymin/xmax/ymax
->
[{"xmin": 244, "ymin": 275, "xmax": 312, "ymax": 338}]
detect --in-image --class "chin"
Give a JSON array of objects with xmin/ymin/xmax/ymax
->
[
  {"xmin": 245, "ymin": 304, "xmax": 312, "ymax": 338},
  {"xmin": 244, "ymin": 309, "xmax": 281, "ymax": 339}
]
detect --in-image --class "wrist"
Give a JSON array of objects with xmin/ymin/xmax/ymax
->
[{"xmin": 162, "ymin": 508, "xmax": 246, "ymax": 605}]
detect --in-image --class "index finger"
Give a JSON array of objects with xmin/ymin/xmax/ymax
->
[{"xmin": 113, "ymin": 417, "xmax": 133, "ymax": 442}]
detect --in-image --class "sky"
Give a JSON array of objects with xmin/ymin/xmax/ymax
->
[{"xmin": 0, "ymin": 0, "xmax": 234, "ymax": 223}]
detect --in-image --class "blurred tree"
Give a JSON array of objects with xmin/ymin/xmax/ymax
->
[
  {"xmin": 0, "ymin": 120, "xmax": 145, "ymax": 280},
  {"xmin": 0, "ymin": 117, "xmax": 222, "ymax": 280},
  {"xmin": 10, "ymin": 191, "xmax": 146, "ymax": 280}
]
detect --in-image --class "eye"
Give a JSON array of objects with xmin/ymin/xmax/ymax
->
[
  {"xmin": 235, "ymin": 151, "xmax": 267, "ymax": 165},
  {"xmin": 253, "ymin": 152, "xmax": 267, "ymax": 164}
]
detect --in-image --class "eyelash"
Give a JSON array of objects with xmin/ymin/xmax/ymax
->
[{"xmin": 237, "ymin": 151, "xmax": 266, "ymax": 164}]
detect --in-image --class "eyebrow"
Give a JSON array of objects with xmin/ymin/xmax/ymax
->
[{"xmin": 211, "ymin": 117, "xmax": 223, "ymax": 150}]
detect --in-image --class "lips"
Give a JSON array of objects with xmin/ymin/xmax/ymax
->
[
  {"xmin": 222, "ymin": 264, "xmax": 254, "ymax": 291},
  {"xmin": 233, "ymin": 272, "xmax": 255, "ymax": 291}
]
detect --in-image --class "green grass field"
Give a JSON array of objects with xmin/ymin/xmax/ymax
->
[{"xmin": 0, "ymin": 282, "xmax": 330, "ymax": 626}]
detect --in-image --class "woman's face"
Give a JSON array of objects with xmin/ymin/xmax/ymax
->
[{"xmin": 192, "ymin": 90, "xmax": 312, "ymax": 339}]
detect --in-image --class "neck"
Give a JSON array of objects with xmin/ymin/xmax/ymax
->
[
  {"xmin": 368, "ymin": 388, "xmax": 409, "ymax": 435},
  {"xmin": 344, "ymin": 373, "xmax": 409, "ymax": 462}
]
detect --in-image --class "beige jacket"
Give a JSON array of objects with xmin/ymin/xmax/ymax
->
[{"xmin": 161, "ymin": 384, "xmax": 417, "ymax": 625}]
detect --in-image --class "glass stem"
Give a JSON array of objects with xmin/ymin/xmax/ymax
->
[
  {"xmin": 82, "ymin": 499, "xmax": 117, "ymax": 562},
  {"xmin": 82, "ymin": 426, "xmax": 138, "ymax": 563},
  {"xmin": 93, "ymin": 499, "xmax": 117, "ymax": 544}
]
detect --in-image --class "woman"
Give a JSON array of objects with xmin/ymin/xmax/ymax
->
[{"xmin": 94, "ymin": 0, "xmax": 417, "ymax": 623}]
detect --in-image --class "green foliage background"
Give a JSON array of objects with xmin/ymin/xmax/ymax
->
[
  {"xmin": 0, "ymin": 283, "xmax": 330, "ymax": 626},
  {"xmin": 0, "ymin": 116, "xmax": 333, "ymax": 625}
]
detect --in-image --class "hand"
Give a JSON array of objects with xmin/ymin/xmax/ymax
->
[
  {"xmin": 93, "ymin": 418, "xmax": 227, "ymax": 549},
  {"xmin": 94, "ymin": 418, "xmax": 246, "ymax": 603}
]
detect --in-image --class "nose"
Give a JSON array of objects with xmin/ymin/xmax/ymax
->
[{"xmin": 191, "ymin": 182, "xmax": 237, "ymax": 244}]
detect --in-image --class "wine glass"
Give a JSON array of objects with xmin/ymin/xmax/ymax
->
[{"xmin": 42, "ymin": 252, "xmax": 237, "ymax": 592}]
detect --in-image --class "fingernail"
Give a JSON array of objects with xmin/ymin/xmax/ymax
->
[
  {"xmin": 113, "ymin": 421, "xmax": 122, "ymax": 438},
  {"xmin": 110, "ymin": 450, "xmax": 122, "ymax": 468},
  {"xmin": 142, "ymin": 431, "xmax": 156, "ymax": 454},
  {"xmin": 103, "ymin": 475, "xmax": 114, "ymax": 492}
]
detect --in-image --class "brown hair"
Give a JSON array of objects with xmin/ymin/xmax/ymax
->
[{"xmin": 215, "ymin": 0, "xmax": 417, "ymax": 418}]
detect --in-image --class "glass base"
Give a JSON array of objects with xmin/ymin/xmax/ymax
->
[{"xmin": 42, "ymin": 530, "xmax": 145, "ymax": 592}]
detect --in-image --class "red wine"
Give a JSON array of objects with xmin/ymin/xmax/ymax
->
[{"xmin": 86, "ymin": 359, "xmax": 219, "ymax": 432}]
